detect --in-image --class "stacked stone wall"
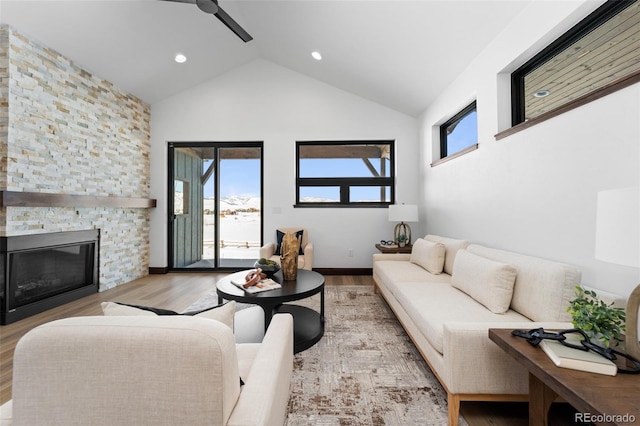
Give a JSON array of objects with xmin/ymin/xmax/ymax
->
[
  {"xmin": 0, "ymin": 25, "xmax": 152, "ymax": 290},
  {"xmin": 0, "ymin": 28, "xmax": 9, "ymax": 230}
]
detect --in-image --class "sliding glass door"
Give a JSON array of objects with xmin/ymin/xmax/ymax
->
[{"xmin": 169, "ymin": 142, "xmax": 262, "ymax": 270}]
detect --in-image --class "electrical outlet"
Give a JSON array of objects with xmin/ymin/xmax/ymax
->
[{"xmin": 348, "ymin": 248, "xmax": 354, "ymax": 257}]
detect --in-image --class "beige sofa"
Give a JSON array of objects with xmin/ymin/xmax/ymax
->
[
  {"xmin": 373, "ymin": 235, "xmax": 582, "ymax": 426},
  {"xmin": 1, "ymin": 313, "xmax": 293, "ymax": 426}
]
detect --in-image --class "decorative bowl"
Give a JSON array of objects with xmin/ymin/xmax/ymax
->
[{"xmin": 254, "ymin": 259, "xmax": 281, "ymax": 275}]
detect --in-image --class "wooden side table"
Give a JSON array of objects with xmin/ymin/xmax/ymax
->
[
  {"xmin": 489, "ymin": 328, "xmax": 640, "ymax": 426},
  {"xmin": 375, "ymin": 243, "xmax": 412, "ymax": 254}
]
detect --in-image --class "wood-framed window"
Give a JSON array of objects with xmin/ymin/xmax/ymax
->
[
  {"xmin": 511, "ymin": 0, "xmax": 640, "ymax": 126},
  {"xmin": 295, "ymin": 140, "xmax": 395, "ymax": 208}
]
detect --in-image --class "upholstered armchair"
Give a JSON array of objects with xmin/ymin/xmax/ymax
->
[
  {"xmin": 259, "ymin": 227, "xmax": 314, "ymax": 270},
  {"xmin": 2, "ymin": 314, "xmax": 293, "ymax": 426}
]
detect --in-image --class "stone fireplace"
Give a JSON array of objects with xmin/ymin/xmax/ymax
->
[
  {"xmin": 0, "ymin": 230, "xmax": 99, "ymax": 324},
  {"xmin": 0, "ymin": 25, "xmax": 154, "ymax": 309}
]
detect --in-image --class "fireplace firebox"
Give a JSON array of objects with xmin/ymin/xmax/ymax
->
[{"xmin": 1, "ymin": 230, "xmax": 99, "ymax": 325}]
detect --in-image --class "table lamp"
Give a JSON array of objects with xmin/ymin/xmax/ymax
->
[
  {"xmin": 595, "ymin": 187, "xmax": 640, "ymax": 359},
  {"xmin": 388, "ymin": 204, "xmax": 418, "ymax": 245}
]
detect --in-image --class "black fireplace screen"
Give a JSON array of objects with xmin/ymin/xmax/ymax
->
[
  {"xmin": 1, "ymin": 229, "xmax": 99, "ymax": 325},
  {"xmin": 9, "ymin": 243, "xmax": 95, "ymax": 309}
]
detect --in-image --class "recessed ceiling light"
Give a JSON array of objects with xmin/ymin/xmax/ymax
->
[
  {"xmin": 174, "ymin": 53, "xmax": 187, "ymax": 64},
  {"xmin": 311, "ymin": 51, "xmax": 322, "ymax": 61},
  {"xmin": 533, "ymin": 89, "xmax": 550, "ymax": 98}
]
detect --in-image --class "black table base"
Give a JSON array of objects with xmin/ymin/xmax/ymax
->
[
  {"xmin": 216, "ymin": 269, "xmax": 325, "ymax": 353},
  {"xmin": 276, "ymin": 304, "xmax": 324, "ymax": 353}
]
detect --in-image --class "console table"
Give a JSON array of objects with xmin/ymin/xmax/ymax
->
[{"xmin": 489, "ymin": 328, "xmax": 640, "ymax": 426}]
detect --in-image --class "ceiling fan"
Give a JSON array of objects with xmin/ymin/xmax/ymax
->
[{"xmin": 161, "ymin": 0, "xmax": 253, "ymax": 42}]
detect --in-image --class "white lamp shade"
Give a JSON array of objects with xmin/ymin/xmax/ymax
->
[
  {"xmin": 595, "ymin": 187, "xmax": 640, "ymax": 267},
  {"xmin": 388, "ymin": 204, "xmax": 418, "ymax": 222}
]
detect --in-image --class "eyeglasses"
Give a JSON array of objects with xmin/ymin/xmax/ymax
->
[
  {"xmin": 380, "ymin": 240, "xmax": 395, "ymax": 246},
  {"xmin": 511, "ymin": 327, "xmax": 640, "ymax": 374}
]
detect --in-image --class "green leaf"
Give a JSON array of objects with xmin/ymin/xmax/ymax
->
[{"xmin": 567, "ymin": 286, "xmax": 625, "ymax": 346}]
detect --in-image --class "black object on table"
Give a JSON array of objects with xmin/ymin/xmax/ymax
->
[{"xmin": 217, "ymin": 269, "xmax": 325, "ymax": 353}]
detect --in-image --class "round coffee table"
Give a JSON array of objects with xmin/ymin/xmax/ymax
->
[{"xmin": 216, "ymin": 269, "xmax": 325, "ymax": 353}]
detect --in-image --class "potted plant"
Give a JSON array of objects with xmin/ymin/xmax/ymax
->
[
  {"xmin": 397, "ymin": 233, "xmax": 408, "ymax": 247},
  {"xmin": 567, "ymin": 286, "xmax": 626, "ymax": 348}
]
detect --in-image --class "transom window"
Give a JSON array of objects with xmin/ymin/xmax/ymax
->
[
  {"xmin": 296, "ymin": 141, "xmax": 395, "ymax": 207},
  {"xmin": 439, "ymin": 101, "xmax": 478, "ymax": 160},
  {"xmin": 511, "ymin": 0, "xmax": 640, "ymax": 125}
]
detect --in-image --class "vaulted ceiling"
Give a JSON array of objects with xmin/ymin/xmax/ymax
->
[{"xmin": 1, "ymin": 0, "xmax": 536, "ymax": 116}]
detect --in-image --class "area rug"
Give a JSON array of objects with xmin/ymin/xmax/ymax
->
[
  {"xmin": 284, "ymin": 285, "xmax": 467, "ymax": 426},
  {"xmin": 189, "ymin": 284, "xmax": 467, "ymax": 425}
]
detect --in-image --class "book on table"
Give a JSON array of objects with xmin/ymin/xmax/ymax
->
[
  {"xmin": 231, "ymin": 278, "xmax": 281, "ymax": 294},
  {"xmin": 539, "ymin": 335, "xmax": 617, "ymax": 376}
]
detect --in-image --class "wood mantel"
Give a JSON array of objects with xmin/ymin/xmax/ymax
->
[{"xmin": 0, "ymin": 191, "xmax": 157, "ymax": 209}]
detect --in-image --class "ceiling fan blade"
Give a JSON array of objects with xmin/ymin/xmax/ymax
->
[
  {"xmin": 159, "ymin": 0, "xmax": 197, "ymax": 4},
  {"xmin": 214, "ymin": 5, "xmax": 253, "ymax": 42},
  {"xmin": 158, "ymin": 0, "xmax": 252, "ymax": 43},
  {"xmin": 196, "ymin": 0, "xmax": 218, "ymax": 15}
]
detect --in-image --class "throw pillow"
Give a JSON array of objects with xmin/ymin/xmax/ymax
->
[
  {"xmin": 410, "ymin": 238, "xmax": 445, "ymax": 274},
  {"xmin": 101, "ymin": 300, "xmax": 236, "ymax": 330},
  {"xmin": 275, "ymin": 229, "xmax": 304, "ymax": 255},
  {"xmin": 450, "ymin": 250, "xmax": 517, "ymax": 314},
  {"xmin": 100, "ymin": 301, "xmax": 158, "ymax": 316},
  {"xmin": 424, "ymin": 234, "xmax": 470, "ymax": 275}
]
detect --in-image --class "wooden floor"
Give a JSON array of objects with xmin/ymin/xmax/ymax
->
[{"xmin": 0, "ymin": 272, "xmax": 577, "ymax": 425}]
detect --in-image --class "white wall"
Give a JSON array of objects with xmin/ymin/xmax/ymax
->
[
  {"xmin": 420, "ymin": 1, "xmax": 640, "ymax": 298},
  {"xmin": 150, "ymin": 59, "xmax": 419, "ymax": 269}
]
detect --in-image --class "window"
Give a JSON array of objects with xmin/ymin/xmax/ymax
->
[
  {"xmin": 296, "ymin": 141, "xmax": 394, "ymax": 207},
  {"xmin": 511, "ymin": 0, "xmax": 640, "ymax": 126},
  {"xmin": 439, "ymin": 101, "xmax": 478, "ymax": 160},
  {"xmin": 173, "ymin": 179, "xmax": 189, "ymax": 215}
]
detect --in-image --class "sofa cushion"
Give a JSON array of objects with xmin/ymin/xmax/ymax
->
[
  {"xmin": 451, "ymin": 250, "xmax": 517, "ymax": 314},
  {"xmin": 466, "ymin": 244, "xmax": 580, "ymax": 322},
  {"xmin": 392, "ymin": 282, "xmax": 530, "ymax": 354},
  {"xmin": 410, "ymin": 238, "xmax": 446, "ymax": 274},
  {"xmin": 374, "ymin": 260, "xmax": 451, "ymax": 297},
  {"xmin": 424, "ymin": 235, "xmax": 470, "ymax": 275},
  {"xmin": 233, "ymin": 306, "xmax": 265, "ymax": 343},
  {"xmin": 101, "ymin": 301, "xmax": 236, "ymax": 330},
  {"xmin": 11, "ymin": 316, "xmax": 241, "ymax": 425},
  {"xmin": 236, "ymin": 343, "xmax": 260, "ymax": 384}
]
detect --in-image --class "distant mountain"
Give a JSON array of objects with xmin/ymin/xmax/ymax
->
[
  {"xmin": 223, "ymin": 195, "xmax": 257, "ymax": 206},
  {"xmin": 204, "ymin": 196, "xmax": 261, "ymax": 212},
  {"xmin": 300, "ymin": 197, "xmax": 339, "ymax": 203}
]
